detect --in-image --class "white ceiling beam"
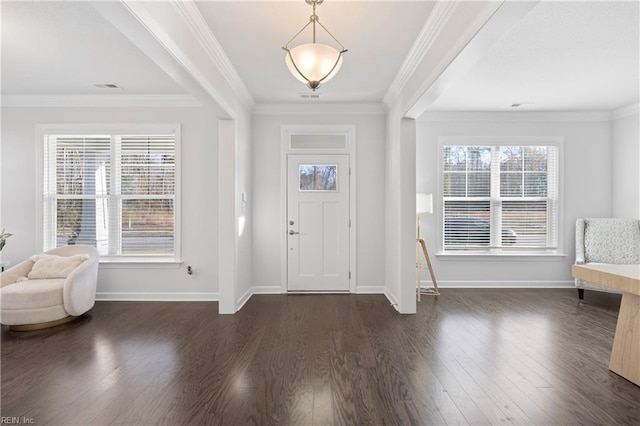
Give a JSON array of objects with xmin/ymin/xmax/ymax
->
[
  {"xmin": 384, "ymin": 1, "xmax": 517, "ymax": 118},
  {"xmin": 383, "ymin": 1, "xmax": 459, "ymax": 109},
  {"xmin": 90, "ymin": 1, "xmax": 224, "ymax": 115},
  {"xmin": 171, "ymin": 1, "xmax": 253, "ymax": 109},
  {"xmin": 405, "ymin": 0, "xmax": 541, "ymax": 119},
  {"xmin": 92, "ymin": 0, "xmax": 253, "ymax": 119}
]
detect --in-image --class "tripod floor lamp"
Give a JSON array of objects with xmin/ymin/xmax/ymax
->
[{"xmin": 416, "ymin": 193, "xmax": 439, "ymax": 301}]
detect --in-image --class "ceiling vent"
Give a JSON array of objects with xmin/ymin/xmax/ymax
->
[
  {"xmin": 93, "ymin": 83, "xmax": 121, "ymax": 89},
  {"xmin": 511, "ymin": 102, "xmax": 534, "ymax": 108},
  {"xmin": 299, "ymin": 93, "xmax": 321, "ymax": 99}
]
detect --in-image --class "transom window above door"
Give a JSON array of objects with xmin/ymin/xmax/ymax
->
[{"xmin": 290, "ymin": 134, "xmax": 347, "ymax": 150}]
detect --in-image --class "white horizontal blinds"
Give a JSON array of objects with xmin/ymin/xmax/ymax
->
[
  {"xmin": 500, "ymin": 146, "xmax": 559, "ymax": 250},
  {"xmin": 443, "ymin": 144, "xmax": 558, "ymax": 252},
  {"xmin": 443, "ymin": 146, "xmax": 493, "ymax": 249},
  {"xmin": 118, "ymin": 135, "xmax": 175, "ymax": 255},
  {"xmin": 43, "ymin": 135, "xmax": 111, "ymax": 252},
  {"xmin": 43, "ymin": 132, "xmax": 177, "ymax": 257}
]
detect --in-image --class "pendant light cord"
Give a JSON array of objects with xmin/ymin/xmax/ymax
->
[{"xmin": 282, "ymin": 0, "xmax": 347, "ymax": 52}]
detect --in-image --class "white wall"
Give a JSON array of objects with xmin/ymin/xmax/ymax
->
[
  {"xmin": 1, "ymin": 106, "xmax": 220, "ymax": 299},
  {"xmin": 612, "ymin": 105, "xmax": 640, "ymax": 218},
  {"xmin": 416, "ymin": 112, "xmax": 613, "ymax": 287},
  {"xmin": 251, "ymin": 112, "xmax": 386, "ymax": 292}
]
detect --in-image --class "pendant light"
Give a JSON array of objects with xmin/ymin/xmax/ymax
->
[{"xmin": 282, "ymin": 0, "xmax": 347, "ymax": 91}]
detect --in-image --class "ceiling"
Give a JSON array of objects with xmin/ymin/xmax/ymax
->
[
  {"xmin": 427, "ymin": 0, "xmax": 640, "ymax": 112},
  {"xmin": 1, "ymin": 1, "xmax": 185, "ymax": 95},
  {"xmin": 1, "ymin": 1, "xmax": 638, "ymax": 112},
  {"xmin": 194, "ymin": 1, "xmax": 433, "ymax": 103}
]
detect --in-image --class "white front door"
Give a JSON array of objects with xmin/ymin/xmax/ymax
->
[{"xmin": 287, "ymin": 154, "xmax": 350, "ymax": 291}]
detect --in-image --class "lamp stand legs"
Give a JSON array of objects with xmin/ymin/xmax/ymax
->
[
  {"xmin": 417, "ymin": 241, "xmax": 422, "ymax": 302},
  {"xmin": 417, "ymin": 237, "xmax": 439, "ymax": 298}
]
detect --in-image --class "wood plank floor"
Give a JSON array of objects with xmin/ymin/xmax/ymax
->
[{"xmin": 2, "ymin": 289, "xmax": 640, "ymax": 425}]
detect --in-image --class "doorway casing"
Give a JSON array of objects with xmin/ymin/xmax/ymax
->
[{"xmin": 280, "ymin": 125, "xmax": 357, "ymax": 293}]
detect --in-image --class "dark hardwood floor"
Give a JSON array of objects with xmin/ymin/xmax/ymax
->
[{"xmin": 2, "ymin": 289, "xmax": 640, "ymax": 425}]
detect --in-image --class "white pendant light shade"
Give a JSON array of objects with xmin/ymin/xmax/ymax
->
[
  {"xmin": 285, "ymin": 43, "xmax": 343, "ymax": 87},
  {"xmin": 282, "ymin": 0, "xmax": 347, "ymax": 91}
]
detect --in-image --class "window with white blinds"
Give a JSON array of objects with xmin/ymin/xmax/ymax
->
[
  {"xmin": 441, "ymin": 140, "xmax": 560, "ymax": 253},
  {"xmin": 41, "ymin": 127, "xmax": 179, "ymax": 260}
]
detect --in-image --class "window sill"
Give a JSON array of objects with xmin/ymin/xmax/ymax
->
[
  {"xmin": 99, "ymin": 258, "xmax": 183, "ymax": 269},
  {"xmin": 436, "ymin": 252, "xmax": 567, "ymax": 261}
]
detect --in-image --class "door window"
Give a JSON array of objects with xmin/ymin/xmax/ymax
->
[{"xmin": 299, "ymin": 165, "xmax": 337, "ymax": 191}]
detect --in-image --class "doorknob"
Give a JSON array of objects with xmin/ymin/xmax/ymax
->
[{"xmin": 289, "ymin": 230, "xmax": 299, "ymax": 235}]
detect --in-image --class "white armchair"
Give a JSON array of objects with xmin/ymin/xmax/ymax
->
[
  {"xmin": 575, "ymin": 218, "xmax": 640, "ymax": 299},
  {"xmin": 0, "ymin": 245, "xmax": 99, "ymax": 331}
]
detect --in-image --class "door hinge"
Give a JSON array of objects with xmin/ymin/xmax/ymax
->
[
  {"xmin": 349, "ymin": 219, "xmax": 351, "ymax": 227},
  {"xmin": 349, "ymin": 271, "xmax": 351, "ymax": 279}
]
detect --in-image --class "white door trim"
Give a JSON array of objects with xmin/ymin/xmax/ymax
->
[{"xmin": 280, "ymin": 125, "xmax": 357, "ymax": 294}]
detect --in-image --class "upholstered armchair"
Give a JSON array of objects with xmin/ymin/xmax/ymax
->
[
  {"xmin": 0, "ymin": 245, "xmax": 99, "ymax": 331},
  {"xmin": 575, "ymin": 218, "xmax": 640, "ymax": 299}
]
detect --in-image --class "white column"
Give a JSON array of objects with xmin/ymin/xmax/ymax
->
[
  {"xmin": 398, "ymin": 118, "xmax": 417, "ymax": 314},
  {"xmin": 218, "ymin": 119, "xmax": 237, "ymax": 314}
]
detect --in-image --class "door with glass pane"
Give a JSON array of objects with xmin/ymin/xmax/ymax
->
[{"xmin": 287, "ymin": 154, "xmax": 350, "ymax": 291}]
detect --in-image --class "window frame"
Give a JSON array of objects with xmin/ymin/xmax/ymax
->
[
  {"xmin": 437, "ymin": 136, "xmax": 564, "ymax": 258},
  {"xmin": 36, "ymin": 124, "xmax": 181, "ymax": 264}
]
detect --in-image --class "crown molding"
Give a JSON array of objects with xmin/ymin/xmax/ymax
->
[
  {"xmin": 383, "ymin": 1, "xmax": 458, "ymax": 108},
  {"xmin": 418, "ymin": 111, "xmax": 613, "ymax": 123},
  {"xmin": 612, "ymin": 103, "xmax": 639, "ymax": 120},
  {"xmin": 252, "ymin": 102, "xmax": 385, "ymax": 116},
  {"xmin": 170, "ymin": 1, "xmax": 254, "ymax": 110},
  {"xmin": 1, "ymin": 94, "xmax": 202, "ymax": 108}
]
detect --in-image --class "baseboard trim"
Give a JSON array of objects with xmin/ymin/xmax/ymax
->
[
  {"xmin": 356, "ymin": 286, "xmax": 386, "ymax": 294},
  {"xmin": 251, "ymin": 286, "xmax": 283, "ymax": 294},
  {"xmin": 96, "ymin": 292, "xmax": 218, "ymax": 301},
  {"xmin": 383, "ymin": 288, "xmax": 400, "ymax": 312},
  {"xmin": 427, "ymin": 280, "xmax": 574, "ymax": 288},
  {"xmin": 95, "ymin": 282, "xmax": 571, "ymax": 303},
  {"xmin": 235, "ymin": 286, "xmax": 282, "ymax": 312},
  {"xmin": 236, "ymin": 287, "xmax": 253, "ymax": 312},
  {"xmin": 235, "ymin": 286, "xmax": 388, "ymax": 312}
]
